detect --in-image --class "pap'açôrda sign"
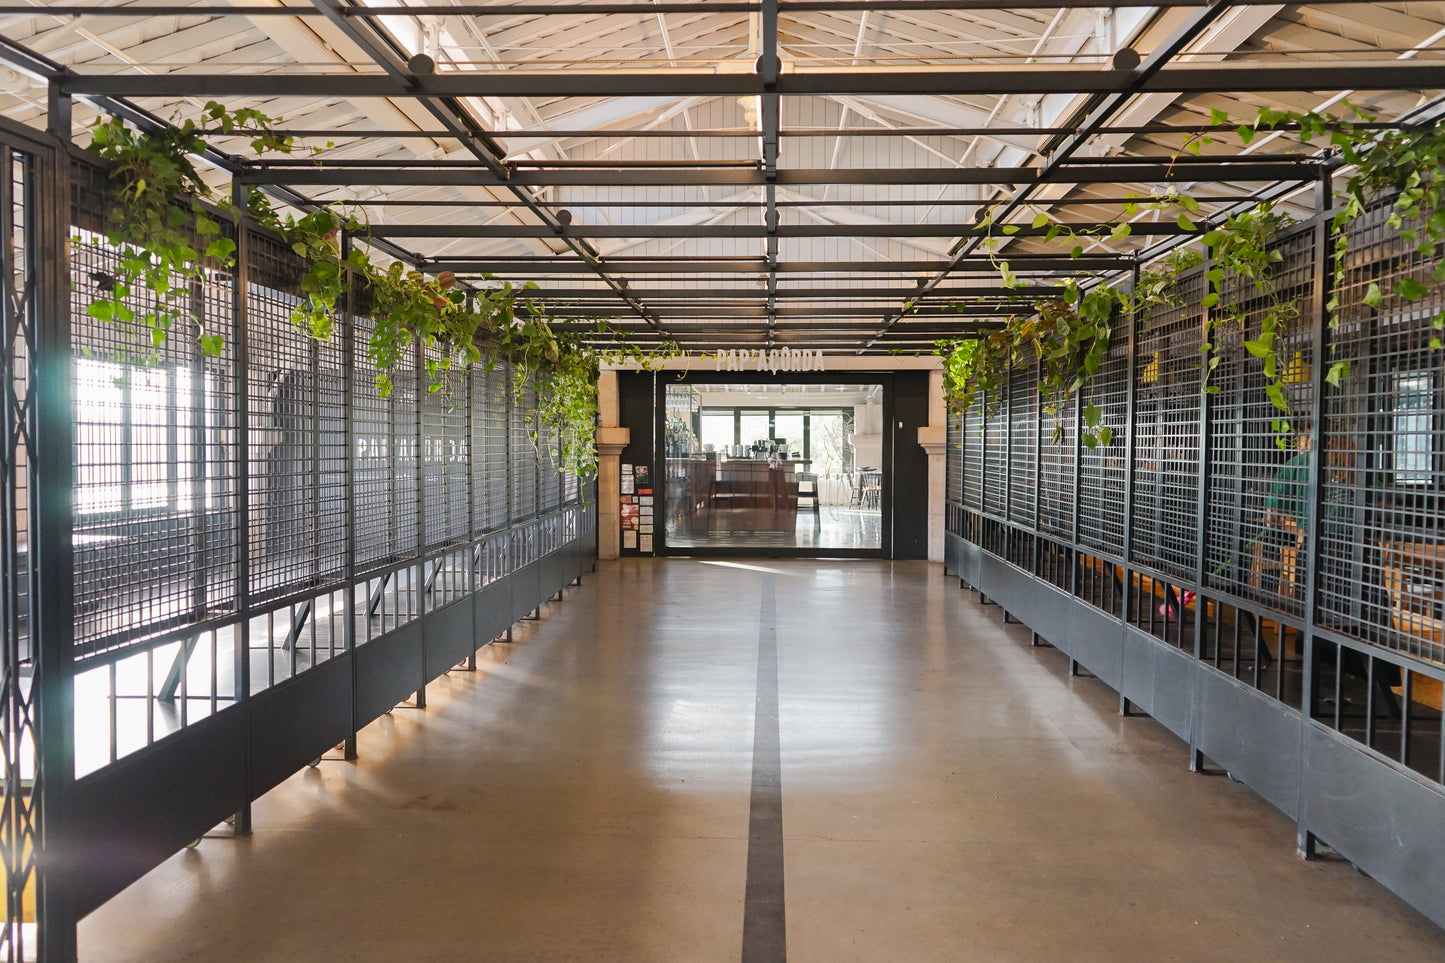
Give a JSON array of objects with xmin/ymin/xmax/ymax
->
[{"xmin": 713, "ymin": 347, "xmax": 826, "ymax": 373}]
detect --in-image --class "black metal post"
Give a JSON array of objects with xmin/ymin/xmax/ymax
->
[
  {"xmin": 1189, "ymin": 244, "xmax": 1216, "ymax": 770},
  {"xmin": 341, "ymin": 234, "xmax": 359, "ymax": 759},
  {"xmin": 414, "ymin": 336, "xmax": 427, "ymax": 709},
  {"xmin": 231, "ymin": 180, "xmax": 253, "ymax": 837},
  {"xmin": 1296, "ymin": 168, "xmax": 1333, "ymax": 857},
  {"xmin": 35, "ymin": 98, "xmax": 79, "ymax": 962}
]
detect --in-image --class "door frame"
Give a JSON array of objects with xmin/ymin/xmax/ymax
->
[{"xmin": 653, "ymin": 371, "xmax": 895, "ymax": 559}]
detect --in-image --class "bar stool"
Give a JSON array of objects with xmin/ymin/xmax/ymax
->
[{"xmin": 796, "ymin": 472, "xmax": 821, "ymax": 517}]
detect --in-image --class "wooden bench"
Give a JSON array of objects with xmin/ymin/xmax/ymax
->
[{"xmin": 1378, "ymin": 540, "xmax": 1445, "ymax": 711}]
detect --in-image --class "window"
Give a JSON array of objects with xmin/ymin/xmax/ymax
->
[
  {"xmin": 1393, "ymin": 370, "xmax": 1434, "ymax": 486},
  {"xmin": 74, "ymin": 358, "xmax": 224, "ymax": 514}
]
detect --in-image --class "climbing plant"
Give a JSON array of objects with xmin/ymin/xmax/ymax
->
[
  {"xmin": 1206, "ymin": 104, "xmax": 1445, "ymax": 382},
  {"xmin": 85, "ymin": 102, "xmax": 292, "ymax": 358},
  {"xmin": 1195, "ymin": 202, "xmax": 1300, "ymax": 441},
  {"xmin": 82, "ymin": 108, "xmax": 612, "ymax": 479},
  {"xmin": 949, "ymin": 103, "xmax": 1445, "ymax": 449}
]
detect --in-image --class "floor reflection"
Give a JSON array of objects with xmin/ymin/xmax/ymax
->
[{"xmin": 667, "ymin": 507, "xmax": 882, "ymax": 551}]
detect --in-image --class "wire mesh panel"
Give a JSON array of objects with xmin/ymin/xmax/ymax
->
[
  {"xmin": 1318, "ymin": 201, "xmax": 1445, "ymax": 667},
  {"xmin": 982, "ymin": 387, "xmax": 1007, "ymax": 517},
  {"xmin": 1036, "ymin": 390, "xmax": 1075, "ymax": 540},
  {"xmin": 961, "ymin": 398, "xmax": 982, "ymax": 510},
  {"xmin": 422, "ymin": 353, "xmax": 469, "ymax": 549},
  {"xmin": 392, "ymin": 345, "xmax": 420, "ymax": 556},
  {"xmin": 246, "ymin": 233, "xmax": 345, "ymax": 603},
  {"xmin": 1077, "ymin": 334, "xmax": 1128, "ymax": 556},
  {"xmin": 475, "ymin": 362, "xmax": 509, "ymax": 533},
  {"xmin": 1204, "ymin": 230, "xmax": 1317, "ymax": 619},
  {"xmin": 1132, "ymin": 271, "xmax": 1205, "ymax": 581},
  {"xmin": 1008, "ymin": 360, "xmax": 1037, "ymax": 526},
  {"xmin": 69, "ymin": 170, "xmax": 239, "ymax": 656},
  {"xmin": 352, "ymin": 313, "xmax": 403, "ymax": 568},
  {"xmin": 945, "ymin": 407, "xmax": 963, "ymax": 507},
  {"xmin": 536, "ymin": 377, "xmax": 561, "ymax": 513},
  {"xmin": 509, "ymin": 374, "xmax": 539, "ymax": 522}
]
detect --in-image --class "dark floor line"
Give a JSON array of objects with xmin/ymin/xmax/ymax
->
[{"xmin": 741, "ymin": 575, "xmax": 786, "ymax": 963}]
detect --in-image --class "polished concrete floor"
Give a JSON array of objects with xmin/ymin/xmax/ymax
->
[
  {"xmin": 81, "ymin": 559, "xmax": 1445, "ymax": 962},
  {"xmin": 667, "ymin": 507, "xmax": 882, "ymax": 550}
]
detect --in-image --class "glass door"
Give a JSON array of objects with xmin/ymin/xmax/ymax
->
[{"xmin": 661, "ymin": 381, "xmax": 886, "ymax": 554}]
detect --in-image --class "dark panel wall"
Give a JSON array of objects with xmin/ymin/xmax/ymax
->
[{"xmin": 891, "ymin": 371, "xmax": 929, "ymax": 560}]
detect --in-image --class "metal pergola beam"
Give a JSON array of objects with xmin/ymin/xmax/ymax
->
[
  {"xmin": 57, "ymin": 63, "xmax": 1445, "ymax": 99},
  {"xmin": 300, "ymin": 0, "xmax": 669, "ymax": 339},
  {"xmin": 365, "ymin": 221, "xmax": 1202, "ymax": 239},
  {"xmin": 867, "ymin": 0, "xmax": 1235, "ymax": 349},
  {"xmin": 241, "ymin": 162, "xmax": 1317, "ymax": 187},
  {"xmin": 546, "ymin": 304, "xmax": 1014, "ymax": 318},
  {"xmin": 520, "ymin": 285, "xmax": 1056, "ymax": 299},
  {"xmin": 431, "ymin": 255, "xmax": 1131, "ymax": 273},
  {"xmin": 191, "ymin": 121, "xmax": 1413, "ymax": 141}
]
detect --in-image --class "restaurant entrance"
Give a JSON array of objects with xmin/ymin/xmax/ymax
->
[{"xmin": 656, "ymin": 374, "xmax": 898, "ymax": 557}]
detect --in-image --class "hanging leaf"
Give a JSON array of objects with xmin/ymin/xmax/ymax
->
[{"xmin": 1394, "ymin": 277, "xmax": 1429, "ymax": 301}]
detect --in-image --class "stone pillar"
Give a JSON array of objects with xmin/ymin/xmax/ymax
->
[
  {"xmin": 596, "ymin": 371, "xmax": 629, "ymax": 560},
  {"xmin": 917, "ymin": 368, "xmax": 948, "ymax": 564}
]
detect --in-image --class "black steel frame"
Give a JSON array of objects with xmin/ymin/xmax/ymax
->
[
  {"xmin": 0, "ymin": 114, "xmax": 599, "ymax": 960},
  {"xmin": 944, "ymin": 194, "xmax": 1445, "ymax": 931}
]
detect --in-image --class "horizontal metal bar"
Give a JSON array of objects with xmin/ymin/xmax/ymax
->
[
  {"xmin": 60, "ymin": 63, "xmax": 1445, "ymax": 99},
  {"xmin": 526, "ymin": 285, "xmax": 1054, "ymax": 299},
  {"xmin": 550, "ymin": 304, "xmax": 1011, "ymax": 318},
  {"xmin": 433, "ymin": 256, "xmax": 1129, "ymax": 274},
  {"xmin": 247, "ymin": 161, "xmax": 1313, "ymax": 188},
  {"xmin": 197, "ymin": 120, "xmax": 1408, "ymax": 141},
  {"xmin": 285, "ymin": 194, "xmax": 1239, "ymax": 209},
  {"xmin": 367, "ymin": 220, "xmax": 1199, "ymax": 239}
]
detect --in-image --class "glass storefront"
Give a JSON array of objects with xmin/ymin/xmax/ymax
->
[{"xmin": 663, "ymin": 382, "xmax": 884, "ymax": 552}]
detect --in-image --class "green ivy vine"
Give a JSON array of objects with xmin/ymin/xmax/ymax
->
[
  {"xmin": 82, "ymin": 106, "xmax": 610, "ymax": 480},
  {"xmin": 945, "ymin": 104, "xmax": 1445, "ymax": 452},
  {"xmin": 84, "ymin": 102, "xmax": 292, "ymax": 358}
]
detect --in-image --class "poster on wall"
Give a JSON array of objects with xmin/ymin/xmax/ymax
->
[
  {"xmin": 639, "ymin": 534, "xmax": 653, "ymax": 553},
  {"xmin": 621, "ymin": 463, "xmax": 635, "ymax": 495},
  {"xmin": 621, "ymin": 500, "xmax": 639, "ymax": 530},
  {"xmin": 623, "ymin": 531, "xmax": 637, "ymax": 550}
]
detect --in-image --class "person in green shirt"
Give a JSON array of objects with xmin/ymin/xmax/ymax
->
[
  {"xmin": 1267, "ymin": 430, "xmax": 1312, "ymax": 531},
  {"xmin": 1259, "ymin": 429, "xmax": 1312, "ymax": 602}
]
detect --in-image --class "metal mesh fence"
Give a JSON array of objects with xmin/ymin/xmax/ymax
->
[
  {"xmin": 247, "ymin": 233, "xmax": 345, "ymax": 602},
  {"xmin": 1037, "ymin": 387, "xmax": 1075, "ymax": 540},
  {"xmin": 946, "ymin": 407, "xmax": 963, "ymax": 507},
  {"xmin": 982, "ymin": 386, "xmax": 1007, "ymax": 516},
  {"xmin": 1132, "ymin": 271, "xmax": 1205, "ymax": 580},
  {"xmin": 1318, "ymin": 202, "xmax": 1445, "ymax": 665},
  {"xmin": 353, "ymin": 312, "xmax": 402, "ymax": 568},
  {"xmin": 1008, "ymin": 359, "xmax": 1037, "ymax": 526},
  {"xmin": 1077, "ymin": 334, "xmax": 1128, "ymax": 556},
  {"xmin": 422, "ymin": 350, "xmax": 470, "ymax": 549},
  {"xmin": 510, "ymin": 374, "xmax": 539, "ymax": 521},
  {"xmin": 1204, "ymin": 229, "xmax": 1317, "ymax": 618},
  {"xmin": 69, "ymin": 171, "xmax": 240, "ymax": 655},
  {"xmin": 475, "ymin": 362, "xmax": 510, "ymax": 533},
  {"xmin": 961, "ymin": 398, "xmax": 982, "ymax": 509}
]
